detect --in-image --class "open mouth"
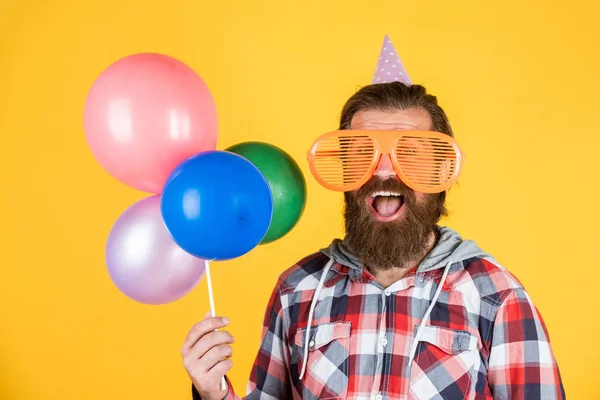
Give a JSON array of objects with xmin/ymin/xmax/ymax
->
[{"xmin": 366, "ymin": 191, "xmax": 406, "ymax": 221}]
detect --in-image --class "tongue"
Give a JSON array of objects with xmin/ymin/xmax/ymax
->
[{"xmin": 373, "ymin": 196, "xmax": 402, "ymax": 217}]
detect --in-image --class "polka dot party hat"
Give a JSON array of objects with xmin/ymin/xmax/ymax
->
[{"xmin": 372, "ymin": 34, "xmax": 412, "ymax": 85}]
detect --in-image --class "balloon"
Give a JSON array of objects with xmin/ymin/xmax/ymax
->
[
  {"xmin": 84, "ymin": 53, "xmax": 218, "ymax": 193},
  {"xmin": 106, "ymin": 195, "xmax": 205, "ymax": 305},
  {"xmin": 226, "ymin": 142, "xmax": 306, "ymax": 244},
  {"xmin": 161, "ymin": 151, "xmax": 273, "ymax": 260}
]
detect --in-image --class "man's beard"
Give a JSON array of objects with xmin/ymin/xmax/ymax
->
[{"xmin": 343, "ymin": 178, "xmax": 447, "ymax": 271}]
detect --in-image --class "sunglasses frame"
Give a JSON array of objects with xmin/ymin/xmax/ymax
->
[{"xmin": 307, "ymin": 129, "xmax": 466, "ymax": 193}]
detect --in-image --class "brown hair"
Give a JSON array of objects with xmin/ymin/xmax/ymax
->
[{"xmin": 338, "ymin": 82, "xmax": 454, "ymax": 137}]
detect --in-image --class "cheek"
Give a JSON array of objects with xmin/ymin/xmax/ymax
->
[
  {"xmin": 345, "ymin": 188, "xmax": 360, "ymax": 202},
  {"xmin": 345, "ymin": 190, "xmax": 367, "ymax": 211},
  {"xmin": 414, "ymin": 192, "xmax": 427, "ymax": 204},
  {"xmin": 413, "ymin": 192, "xmax": 439, "ymax": 209}
]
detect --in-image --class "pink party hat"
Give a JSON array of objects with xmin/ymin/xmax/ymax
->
[{"xmin": 372, "ymin": 34, "xmax": 412, "ymax": 85}]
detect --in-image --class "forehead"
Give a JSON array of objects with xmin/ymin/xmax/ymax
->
[{"xmin": 350, "ymin": 108, "xmax": 433, "ymax": 131}]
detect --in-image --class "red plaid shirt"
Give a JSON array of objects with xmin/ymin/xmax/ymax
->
[{"xmin": 193, "ymin": 228, "xmax": 565, "ymax": 399}]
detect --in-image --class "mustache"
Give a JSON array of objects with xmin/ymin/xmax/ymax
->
[{"xmin": 355, "ymin": 177, "xmax": 415, "ymax": 203}]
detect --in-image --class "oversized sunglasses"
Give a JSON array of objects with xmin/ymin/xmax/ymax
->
[{"xmin": 307, "ymin": 130, "xmax": 465, "ymax": 193}]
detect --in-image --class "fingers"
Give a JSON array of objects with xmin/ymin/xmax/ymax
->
[
  {"xmin": 181, "ymin": 315, "xmax": 230, "ymax": 354},
  {"xmin": 207, "ymin": 358, "xmax": 234, "ymax": 382},
  {"xmin": 187, "ymin": 330, "xmax": 235, "ymax": 363},
  {"xmin": 182, "ymin": 315, "xmax": 234, "ymax": 400},
  {"xmin": 197, "ymin": 344, "xmax": 233, "ymax": 373}
]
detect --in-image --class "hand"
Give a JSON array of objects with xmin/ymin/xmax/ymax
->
[{"xmin": 182, "ymin": 312, "xmax": 234, "ymax": 400}]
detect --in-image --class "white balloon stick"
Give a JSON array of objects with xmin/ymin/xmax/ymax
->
[{"xmin": 205, "ymin": 260, "xmax": 227, "ymax": 391}]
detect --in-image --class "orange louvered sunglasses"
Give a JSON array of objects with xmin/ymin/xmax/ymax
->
[{"xmin": 307, "ymin": 130, "xmax": 465, "ymax": 193}]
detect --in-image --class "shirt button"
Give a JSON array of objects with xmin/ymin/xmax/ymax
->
[
  {"xmin": 308, "ymin": 340, "xmax": 315, "ymax": 348},
  {"xmin": 380, "ymin": 337, "xmax": 388, "ymax": 346},
  {"xmin": 375, "ymin": 394, "xmax": 383, "ymax": 400},
  {"xmin": 384, "ymin": 290, "xmax": 391, "ymax": 296}
]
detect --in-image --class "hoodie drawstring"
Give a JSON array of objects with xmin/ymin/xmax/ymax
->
[
  {"xmin": 298, "ymin": 258, "xmax": 334, "ymax": 380},
  {"xmin": 298, "ymin": 257, "xmax": 453, "ymax": 377},
  {"xmin": 407, "ymin": 259, "xmax": 453, "ymax": 366}
]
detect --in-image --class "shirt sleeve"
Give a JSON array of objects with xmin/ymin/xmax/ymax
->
[
  {"xmin": 192, "ymin": 280, "xmax": 292, "ymax": 400},
  {"xmin": 487, "ymin": 288, "xmax": 566, "ymax": 399}
]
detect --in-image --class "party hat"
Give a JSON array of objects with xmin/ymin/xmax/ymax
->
[{"xmin": 372, "ymin": 34, "xmax": 412, "ymax": 85}]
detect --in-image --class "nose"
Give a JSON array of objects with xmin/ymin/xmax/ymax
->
[{"xmin": 373, "ymin": 154, "xmax": 397, "ymax": 179}]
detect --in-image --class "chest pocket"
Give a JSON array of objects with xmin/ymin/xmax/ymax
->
[
  {"xmin": 293, "ymin": 321, "xmax": 351, "ymax": 400},
  {"xmin": 409, "ymin": 325, "xmax": 480, "ymax": 400}
]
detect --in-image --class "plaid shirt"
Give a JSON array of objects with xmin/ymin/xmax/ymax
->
[{"xmin": 193, "ymin": 229, "xmax": 565, "ymax": 400}]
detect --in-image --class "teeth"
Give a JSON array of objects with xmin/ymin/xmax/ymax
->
[{"xmin": 370, "ymin": 191, "xmax": 402, "ymax": 198}]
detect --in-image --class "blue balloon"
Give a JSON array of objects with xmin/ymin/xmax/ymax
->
[{"xmin": 161, "ymin": 151, "xmax": 273, "ymax": 260}]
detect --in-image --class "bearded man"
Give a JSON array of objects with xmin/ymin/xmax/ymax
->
[{"xmin": 181, "ymin": 80, "xmax": 564, "ymax": 400}]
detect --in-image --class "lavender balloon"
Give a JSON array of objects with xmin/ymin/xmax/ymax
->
[{"xmin": 106, "ymin": 195, "xmax": 205, "ymax": 304}]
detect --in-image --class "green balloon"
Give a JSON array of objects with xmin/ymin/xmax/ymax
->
[{"xmin": 226, "ymin": 142, "xmax": 307, "ymax": 244}]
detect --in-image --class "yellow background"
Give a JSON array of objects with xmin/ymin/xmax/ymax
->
[{"xmin": 1, "ymin": 0, "xmax": 597, "ymax": 398}]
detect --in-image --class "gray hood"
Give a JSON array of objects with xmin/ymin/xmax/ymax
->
[{"xmin": 320, "ymin": 226, "xmax": 491, "ymax": 273}]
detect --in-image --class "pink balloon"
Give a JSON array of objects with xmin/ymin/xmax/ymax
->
[
  {"xmin": 84, "ymin": 53, "xmax": 218, "ymax": 193},
  {"xmin": 106, "ymin": 195, "xmax": 206, "ymax": 305}
]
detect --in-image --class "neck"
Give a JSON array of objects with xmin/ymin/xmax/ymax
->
[{"xmin": 368, "ymin": 231, "xmax": 438, "ymax": 288}]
